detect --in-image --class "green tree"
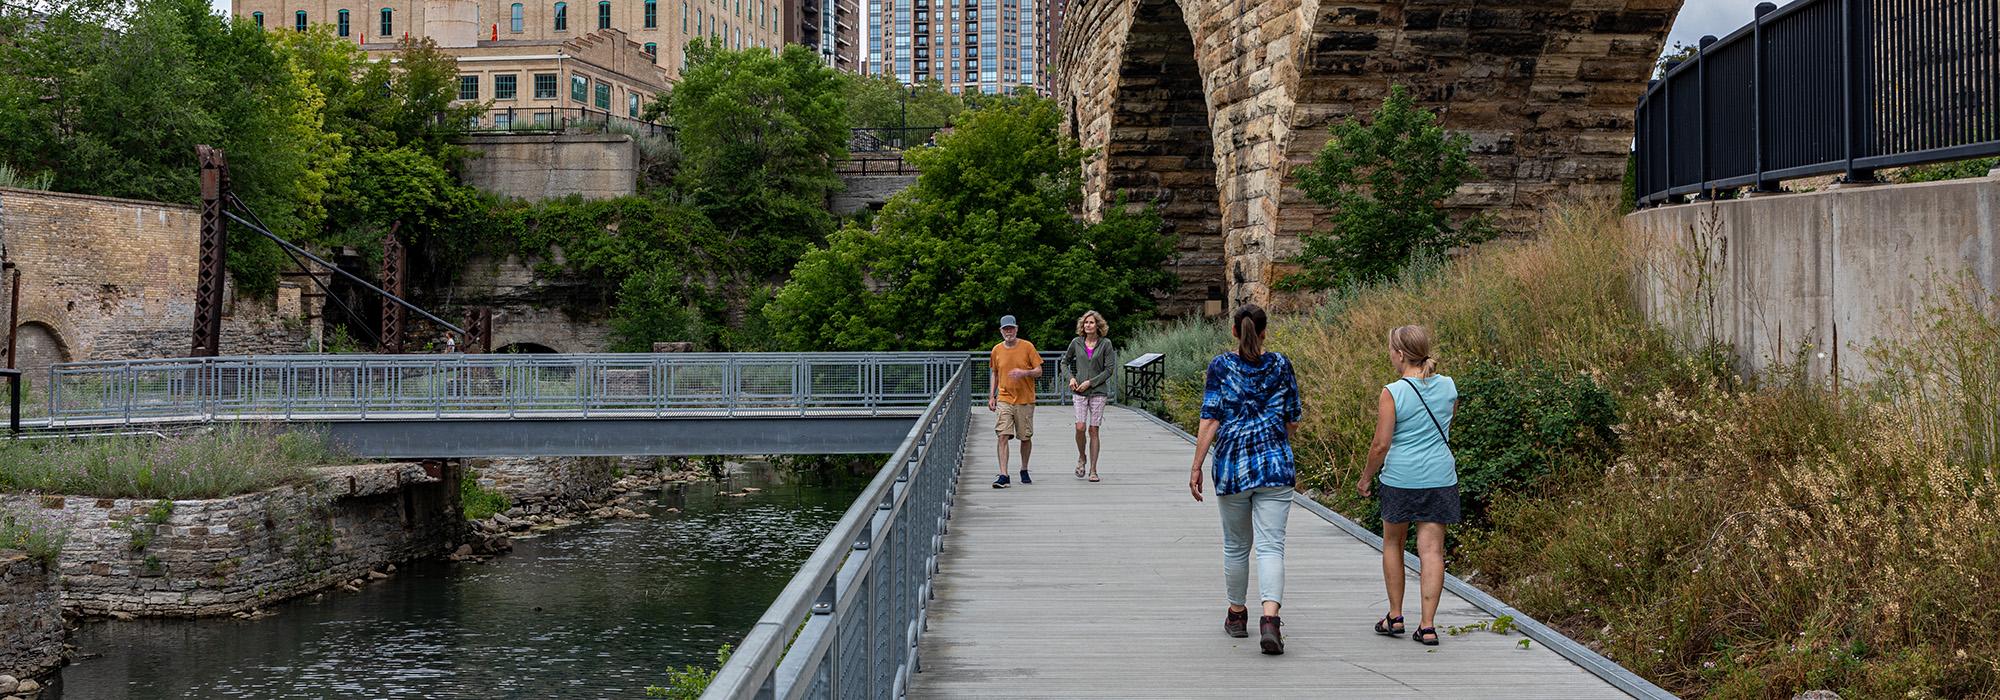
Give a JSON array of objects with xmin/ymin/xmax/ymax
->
[
  {"xmin": 843, "ymin": 73, "xmax": 964, "ymax": 130},
  {"xmin": 0, "ymin": 0, "xmax": 342, "ymax": 294},
  {"xmin": 655, "ymin": 40, "xmax": 849, "ymax": 275},
  {"xmin": 608, "ymin": 263, "xmax": 713, "ymax": 351},
  {"xmin": 764, "ymin": 97, "xmax": 1176, "ymax": 351},
  {"xmin": 1284, "ymin": 85, "xmax": 1492, "ymax": 290}
]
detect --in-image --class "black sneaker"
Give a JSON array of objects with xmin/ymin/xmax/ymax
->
[
  {"xmin": 1259, "ymin": 616, "xmax": 1284, "ymax": 655},
  {"xmin": 1223, "ymin": 608, "xmax": 1249, "ymax": 638},
  {"xmin": 992, "ymin": 474, "xmax": 1010, "ymax": 489},
  {"xmin": 1019, "ymin": 469, "xmax": 1032, "ymax": 484}
]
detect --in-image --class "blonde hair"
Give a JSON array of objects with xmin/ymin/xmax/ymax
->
[
  {"xmin": 1388, "ymin": 325, "xmax": 1437, "ymax": 374},
  {"xmin": 1075, "ymin": 310, "xmax": 1110, "ymax": 338}
]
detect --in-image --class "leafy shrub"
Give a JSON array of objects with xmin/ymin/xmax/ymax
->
[
  {"xmin": 1450, "ymin": 360, "xmax": 1619, "ymax": 522},
  {"xmin": 0, "ymin": 509, "xmax": 65, "ymax": 565},
  {"xmin": 1895, "ymin": 157, "xmax": 1997, "ymax": 184},
  {"xmin": 646, "ymin": 644, "xmax": 732, "ymax": 699},
  {"xmin": 459, "ymin": 469, "xmax": 511, "ymax": 521},
  {"xmin": 1283, "ymin": 84, "xmax": 1493, "ymax": 290}
]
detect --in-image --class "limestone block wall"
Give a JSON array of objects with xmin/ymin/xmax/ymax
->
[
  {"xmin": 457, "ymin": 133, "xmax": 640, "ymax": 202},
  {"xmin": 1628, "ymin": 174, "xmax": 2000, "ymax": 382},
  {"xmin": 437, "ymin": 254, "xmax": 614, "ymax": 353},
  {"xmin": 471, "ymin": 456, "xmax": 660, "ymax": 515},
  {"xmin": 0, "ymin": 463, "xmax": 461, "ymax": 618},
  {"xmin": 0, "ymin": 552, "xmax": 64, "ymax": 679},
  {"xmin": 0, "ymin": 187, "xmax": 314, "ymax": 376},
  {"xmin": 1056, "ymin": 0, "xmax": 1679, "ymax": 310}
]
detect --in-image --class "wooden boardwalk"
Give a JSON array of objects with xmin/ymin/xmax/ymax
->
[{"xmin": 912, "ymin": 406, "xmax": 1632, "ymax": 699}]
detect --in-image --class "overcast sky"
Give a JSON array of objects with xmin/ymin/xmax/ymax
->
[{"xmin": 205, "ymin": 0, "xmax": 1753, "ymax": 59}]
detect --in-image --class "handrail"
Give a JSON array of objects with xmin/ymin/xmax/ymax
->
[
  {"xmin": 1633, "ymin": 0, "xmax": 2000, "ymax": 206},
  {"xmin": 703, "ymin": 358, "xmax": 970, "ymax": 699},
  {"xmin": 29, "ymin": 351, "xmax": 1082, "ymax": 429}
]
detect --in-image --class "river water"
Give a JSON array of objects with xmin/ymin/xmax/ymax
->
[{"xmin": 49, "ymin": 466, "xmax": 865, "ymax": 699}]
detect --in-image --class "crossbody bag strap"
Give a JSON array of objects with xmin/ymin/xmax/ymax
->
[{"xmin": 1400, "ymin": 377, "xmax": 1449, "ymax": 447}]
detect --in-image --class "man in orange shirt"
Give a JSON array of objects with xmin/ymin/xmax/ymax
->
[{"xmin": 989, "ymin": 315, "xmax": 1043, "ymax": 488}]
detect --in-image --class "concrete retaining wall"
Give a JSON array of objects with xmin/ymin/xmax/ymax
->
[
  {"xmin": 0, "ymin": 463, "xmax": 461, "ymax": 618},
  {"xmin": 0, "ymin": 552, "xmax": 63, "ymax": 680},
  {"xmin": 831, "ymin": 173, "xmax": 917, "ymax": 216},
  {"xmin": 1627, "ymin": 173, "xmax": 1999, "ymax": 381},
  {"xmin": 458, "ymin": 133, "xmax": 639, "ymax": 201}
]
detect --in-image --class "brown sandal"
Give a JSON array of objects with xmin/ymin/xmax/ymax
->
[
  {"xmin": 1074, "ymin": 459, "xmax": 1087, "ymax": 479},
  {"xmin": 1087, "ymin": 472, "xmax": 1100, "ymax": 482}
]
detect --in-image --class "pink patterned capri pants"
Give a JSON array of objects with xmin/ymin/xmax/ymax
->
[{"xmin": 1071, "ymin": 395, "xmax": 1109, "ymax": 427}]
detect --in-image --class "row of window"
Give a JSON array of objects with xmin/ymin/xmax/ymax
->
[
  {"xmin": 256, "ymin": 0, "xmax": 773, "ymax": 40},
  {"xmin": 457, "ymin": 73, "xmax": 645, "ymax": 117}
]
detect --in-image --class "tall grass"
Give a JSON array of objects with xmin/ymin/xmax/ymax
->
[
  {"xmin": 1272, "ymin": 198, "xmax": 2000, "ymax": 697},
  {"xmin": 0, "ymin": 426, "xmax": 339, "ymax": 499}
]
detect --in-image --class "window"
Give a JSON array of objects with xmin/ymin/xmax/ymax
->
[
  {"xmin": 682, "ymin": 0, "xmax": 688, "ymax": 31},
  {"xmin": 294, "ymin": 10, "xmax": 307, "ymax": 31},
  {"xmin": 553, "ymin": 2, "xmax": 568, "ymax": 30},
  {"xmin": 252, "ymin": 11, "xmax": 264, "ymax": 27},
  {"xmin": 510, "ymin": 3, "xmax": 523, "ymax": 32},
  {"xmin": 628, "ymin": 94, "xmax": 640, "ymax": 117},
  {"xmin": 571, "ymin": 74, "xmax": 589, "ymax": 102},
  {"xmin": 534, "ymin": 73, "xmax": 559, "ymax": 98},
  {"xmin": 644, "ymin": 42, "xmax": 657, "ymax": 60},
  {"xmin": 597, "ymin": 1, "xmax": 610, "ymax": 29},
  {"xmin": 458, "ymin": 75, "xmax": 479, "ymax": 100},
  {"xmin": 594, "ymin": 82, "xmax": 610, "ymax": 109},
  {"xmin": 644, "ymin": 0, "xmax": 657, "ymax": 27},
  {"xmin": 494, "ymin": 112, "xmax": 513, "ymax": 129},
  {"xmin": 337, "ymin": 9, "xmax": 350, "ymax": 36},
  {"xmin": 495, "ymin": 74, "xmax": 518, "ymax": 99},
  {"xmin": 379, "ymin": 8, "xmax": 392, "ymax": 36}
]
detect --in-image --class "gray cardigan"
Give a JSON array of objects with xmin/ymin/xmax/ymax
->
[{"xmin": 1060, "ymin": 336, "xmax": 1118, "ymax": 397}]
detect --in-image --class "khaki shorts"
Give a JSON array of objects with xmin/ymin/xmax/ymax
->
[{"xmin": 994, "ymin": 401, "xmax": 1035, "ymax": 440}]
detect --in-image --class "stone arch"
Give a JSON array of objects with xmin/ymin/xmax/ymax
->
[
  {"xmin": 1105, "ymin": 0, "xmax": 1222, "ymax": 316},
  {"xmin": 493, "ymin": 341, "xmax": 561, "ymax": 354},
  {"xmin": 12, "ymin": 321, "xmax": 72, "ymax": 379},
  {"xmin": 1280, "ymin": 2, "xmax": 1680, "ymax": 238},
  {"xmin": 1062, "ymin": 0, "xmax": 1681, "ymax": 310}
]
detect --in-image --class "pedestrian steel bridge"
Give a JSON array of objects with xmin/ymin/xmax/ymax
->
[
  {"xmin": 703, "ymin": 360, "xmax": 1679, "ymax": 700},
  {"xmin": 21, "ymin": 352, "xmax": 1099, "ymax": 458}
]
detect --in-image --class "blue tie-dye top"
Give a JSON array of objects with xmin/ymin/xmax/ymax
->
[{"xmin": 1200, "ymin": 351, "xmax": 1303, "ymax": 496}]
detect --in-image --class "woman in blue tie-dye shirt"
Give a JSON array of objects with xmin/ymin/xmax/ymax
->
[{"xmin": 1188, "ymin": 304, "xmax": 1302, "ymax": 656}]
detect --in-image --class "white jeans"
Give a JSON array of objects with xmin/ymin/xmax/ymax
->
[{"xmin": 1218, "ymin": 485, "xmax": 1292, "ymax": 607}]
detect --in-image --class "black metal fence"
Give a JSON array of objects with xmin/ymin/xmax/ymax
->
[
  {"xmin": 457, "ymin": 107, "xmax": 676, "ymax": 139},
  {"xmin": 850, "ymin": 126, "xmax": 945, "ymax": 152},
  {"xmin": 1634, "ymin": 0, "xmax": 2000, "ymax": 207}
]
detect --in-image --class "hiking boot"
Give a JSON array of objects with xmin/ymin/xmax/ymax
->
[
  {"xmin": 1223, "ymin": 608, "xmax": 1249, "ymax": 638},
  {"xmin": 1019, "ymin": 468, "xmax": 1032, "ymax": 484},
  {"xmin": 1259, "ymin": 616, "xmax": 1284, "ymax": 655},
  {"xmin": 991, "ymin": 473, "xmax": 1010, "ymax": 489}
]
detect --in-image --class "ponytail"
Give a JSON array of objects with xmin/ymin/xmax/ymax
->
[
  {"xmin": 1233, "ymin": 304, "xmax": 1268, "ymax": 363},
  {"xmin": 1387, "ymin": 324, "xmax": 1438, "ymax": 376}
]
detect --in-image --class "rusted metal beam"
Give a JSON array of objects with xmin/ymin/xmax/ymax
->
[
  {"xmin": 192, "ymin": 145, "xmax": 229, "ymax": 357},
  {"xmin": 379, "ymin": 225, "xmax": 406, "ymax": 354}
]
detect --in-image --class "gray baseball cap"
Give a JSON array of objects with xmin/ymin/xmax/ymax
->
[{"xmin": 998, "ymin": 315, "xmax": 1018, "ymax": 329}]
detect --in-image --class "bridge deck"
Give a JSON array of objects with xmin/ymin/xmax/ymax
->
[{"xmin": 913, "ymin": 406, "xmax": 1630, "ymax": 698}]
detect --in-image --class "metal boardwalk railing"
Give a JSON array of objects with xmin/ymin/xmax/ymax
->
[
  {"xmin": 30, "ymin": 351, "xmax": 1093, "ymax": 430},
  {"xmin": 704, "ymin": 358, "xmax": 971, "ymax": 699}
]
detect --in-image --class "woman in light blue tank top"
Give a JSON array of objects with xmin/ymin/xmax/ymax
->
[{"xmin": 1357, "ymin": 325, "xmax": 1460, "ymax": 647}]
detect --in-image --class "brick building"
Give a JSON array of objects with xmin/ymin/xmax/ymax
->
[
  {"xmin": 787, "ymin": 0, "xmax": 859, "ymax": 71},
  {"xmin": 233, "ymin": 0, "xmax": 794, "ymax": 127}
]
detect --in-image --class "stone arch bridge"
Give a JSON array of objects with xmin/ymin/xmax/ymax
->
[{"xmin": 1056, "ymin": 0, "xmax": 1684, "ymax": 313}]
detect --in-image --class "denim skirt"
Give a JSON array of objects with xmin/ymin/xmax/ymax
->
[{"xmin": 1378, "ymin": 484, "xmax": 1462, "ymax": 525}]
